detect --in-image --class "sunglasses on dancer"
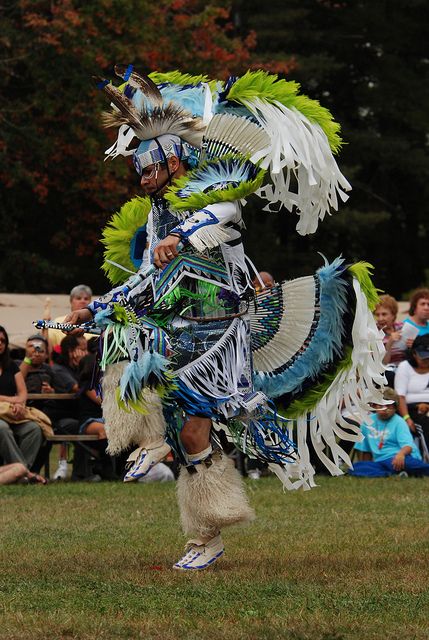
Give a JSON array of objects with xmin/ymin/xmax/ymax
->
[{"xmin": 139, "ymin": 162, "xmax": 166, "ymax": 180}]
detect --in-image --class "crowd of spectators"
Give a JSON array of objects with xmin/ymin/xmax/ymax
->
[
  {"xmin": 0, "ymin": 285, "xmax": 173, "ymax": 485},
  {"xmin": 1, "ymin": 284, "xmax": 429, "ymax": 485}
]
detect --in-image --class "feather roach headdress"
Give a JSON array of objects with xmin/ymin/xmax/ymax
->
[{"xmin": 97, "ymin": 66, "xmax": 351, "ymax": 235}]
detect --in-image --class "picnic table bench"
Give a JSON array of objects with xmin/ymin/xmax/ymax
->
[{"xmin": 28, "ymin": 393, "xmax": 100, "ymax": 478}]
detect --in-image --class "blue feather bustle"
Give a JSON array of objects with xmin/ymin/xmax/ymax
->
[
  {"xmin": 254, "ymin": 257, "xmax": 349, "ymax": 399},
  {"xmin": 119, "ymin": 350, "xmax": 172, "ymax": 404},
  {"xmin": 159, "ymin": 83, "xmax": 207, "ymax": 117}
]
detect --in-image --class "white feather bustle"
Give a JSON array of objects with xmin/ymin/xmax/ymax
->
[
  {"xmin": 246, "ymin": 98, "xmax": 352, "ymax": 235},
  {"xmin": 276, "ymin": 278, "xmax": 386, "ymax": 491},
  {"xmin": 177, "ymin": 453, "xmax": 255, "ymax": 540},
  {"xmin": 102, "ymin": 361, "xmax": 167, "ymax": 455}
]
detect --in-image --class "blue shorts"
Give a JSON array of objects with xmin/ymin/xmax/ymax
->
[{"xmin": 79, "ymin": 417, "xmax": 105, "ymax": 434}]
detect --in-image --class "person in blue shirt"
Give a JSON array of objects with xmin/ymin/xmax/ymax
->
[{"xmin": 349, "ymin": 387, "xmax": 429, "ymax": 477}]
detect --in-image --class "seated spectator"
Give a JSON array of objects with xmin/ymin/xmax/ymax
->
[
  {"xmin": 77, "ymin": 350, "xmax": 105, "ymax": 440},
  {"xmin": 72, "ymin": 349, "xmax": 117, "ymax": 481},
  {"xmin": 48, "ymin": 284, "xmax": 93, "ymax": 349},
  {"xmin": 47, "ymin": 334, "xmax": 88, "ymax": 480},
  {"xmin": 19, "ymin": 334, "xmax": 55, "ymax": 408},
  {"xmin": 348, "ymin": 387, "xmax": 429, "ymax": 477},
  {"xmin": 253, "ymin": 271, "xmax": 275, "ymax": 292},
  {"xmin": 0, "ymin": 326, "xmax": 44, "ymax": 472},
  {"xmin": 374, "ymin": 294, "xmax": 406, "ymax": 386},
  {"xmin": 0, "ymin": 462, "xmax": 47, "ymax": 485},
  {"xmin": 403, "ymin": 288, "xmax": 429, "ymax": 338},
  {"xmin": 51, "ymin": 334, "xmax": 88, "ymax": 394},
  {"xmin": 394, "ymin": 334, "xmax": 429, "ymax": 450}
]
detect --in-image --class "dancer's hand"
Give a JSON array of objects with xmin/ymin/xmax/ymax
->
[
  {"xmin": 153, "ymin": 235, "xmax": 181, "ymax": 269},
  {"xmin": 63, "ymin": 308, "xmax": 93, "ymax": 334}
]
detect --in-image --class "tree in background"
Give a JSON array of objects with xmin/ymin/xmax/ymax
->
[
  {"xmin": 1, "ymin": 0, "xmax": 427, "ymax": 296},
  {"xmin": 0, "ymin": 0, "xmax": 259, "ymax": 292},
  {"xmin": 238, "ymin": 0, "xmax": 429, "ymax": 296}
]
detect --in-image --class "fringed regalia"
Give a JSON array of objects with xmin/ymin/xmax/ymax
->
[{"xmin": 87, "ymin": 67, "xmax": 385, "ymax": 566}]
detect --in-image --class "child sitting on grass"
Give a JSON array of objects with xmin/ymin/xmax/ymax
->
[{"xmin": 349, "ymin": 387, "xmax": 429, "ymax": 477}]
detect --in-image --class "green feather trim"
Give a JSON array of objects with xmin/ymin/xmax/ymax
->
[
  {"xmin": 112, "ymin": 304, "xmax": 130, "ymax": 325},
  {"xmin": 165, "ymin": 163, "xmax": 266, "ymax": 213},
  {"xmin": 149, "ymin": 71, "xmax": 216, "ymax": 91},
  {"xmin": 348, "ymin": 262, "xmax": 381, "ymax": 312},
  {"xmin": 116, "ymin": 387, "xmax": 149, "ymax": 415},
  {"xmin": 101, "ymin": 196, "xmax": 151, "ymax": 285},
  {"xmin": 115, "ymin": 379, "xmax": 177, "ymax": 413},
  {"xmin": 111, "ymin": 303, "xmax": 139, "ymax": 326},
  {"xmin": 198, "ymin": 281, "xmax": 221, "ymax": 306},
  {"xmin": 155, "ymin": 281, "xmax": 221, "ymax": 310},
  {"xmin": 283, "ymin": 348, "xmax": 353, "ymax": 420},
  {"xmin": 225, "ymin": 70, "xmax": 343, "ymax": 153}
]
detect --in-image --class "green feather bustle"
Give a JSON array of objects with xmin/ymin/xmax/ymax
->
[
  {"xmin": 112, "ymin": 303, "xmax": 138, "ymax": 326},
  {"xmin": 225, "ymin": 70, "xmax": 343, "ymax": 153},
  {"xmin": 149, "ymin": 70, "xmax": 216, "ymax": 90},
  {"xmin": 348, "ymin": 262, "xmax": 381, "ymax": 312},
  {"xmin": 101, "ymin": 196, "xmax": 151, "ymax": 285}
]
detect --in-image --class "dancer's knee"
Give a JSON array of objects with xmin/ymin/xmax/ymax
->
[{"xmin": 180, "ymin": 416, "xmax": 211, "ymax": 454}]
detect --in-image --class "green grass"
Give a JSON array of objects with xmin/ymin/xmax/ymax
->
[{"xmin": 0, "ymin": 476, "xmax": 428, "ymax": 640}]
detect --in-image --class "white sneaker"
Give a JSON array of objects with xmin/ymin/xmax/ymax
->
[
  {"xmin": 53, "ymin": 459, "xmax": 68, "ymax": 481},
  {"xmin": 173, "ymin": 535, "xmax": 224, "ymax": 571},
  {"xmin": 123, "ymin": 442, "xmax": 171, "ymax": 482},
  {"xmin": 248, "ymin": 469, "xmax": 261, "ymax": 480}
]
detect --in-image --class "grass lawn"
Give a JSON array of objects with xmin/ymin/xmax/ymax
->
[{"xmin": 0, "ymin": 475, "xmax": 428, "ymax": 640}]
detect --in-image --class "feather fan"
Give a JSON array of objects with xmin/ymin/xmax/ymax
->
[
  {"xmin": 114, "ymin": 65, "xmax": 163, "ymax": 107},
  {"xmin": 201, "ymin": 113, "xmax": 270, "ymax": 162}
]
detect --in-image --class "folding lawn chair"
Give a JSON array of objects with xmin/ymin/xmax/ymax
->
[{"xmin": 415, "ymin": 423, "xmax": 429, "ymax": 463}]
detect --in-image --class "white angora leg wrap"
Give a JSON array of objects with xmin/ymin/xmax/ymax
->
[
  {"xmin": 102, "ymin": 362, "xmax": 167, "ymax": 455},
  {"xmin": 177, "ymin": 451, "xmax": 255, "ymax": 540}
]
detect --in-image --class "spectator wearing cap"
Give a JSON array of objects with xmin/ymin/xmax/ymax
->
[
  {"xmin": 394, "ymin": 334, "xmax": 429, "ymax": 449},
  {"xmin": 48, "ymin": 285, "xmax": 93, "ymax": 348},
  {"xmin": 348, "ymin": 388, "xmax": 429, "ymax": 477}
]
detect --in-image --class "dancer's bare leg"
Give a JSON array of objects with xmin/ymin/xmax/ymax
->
[{"xmin": 180, "ymin": 415, "xmax": 211, "ymax": 454}]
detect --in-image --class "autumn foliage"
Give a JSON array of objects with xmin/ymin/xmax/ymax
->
[{"xmin": 0, "ymin": 0, "xmax": 290, "ymax": 291}]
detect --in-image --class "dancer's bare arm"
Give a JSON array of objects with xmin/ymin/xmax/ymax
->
[{"xmin": 63, "ymin": 308, "xmax": 93, "ymax": 333}]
